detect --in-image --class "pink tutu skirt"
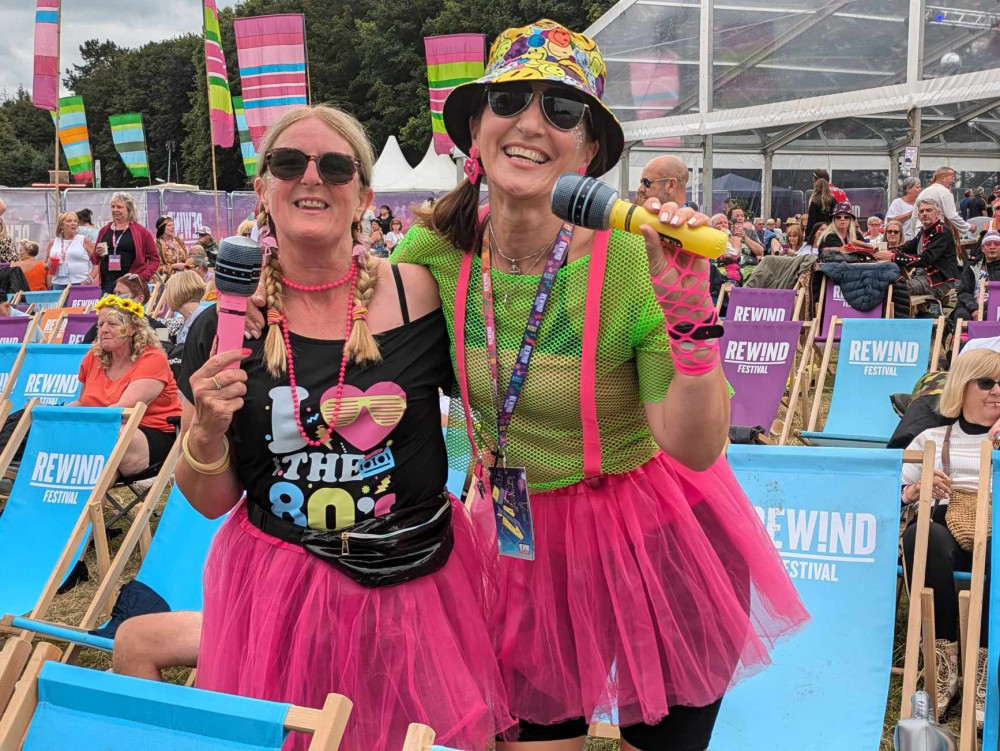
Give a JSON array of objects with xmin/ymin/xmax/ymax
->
[
  {"xmin": 195, "ymin": 498, "xmax": 513, "ymax": 751},
  {"xmin": 496, "ymin": 451, "xmax": 809, "ymax": 729}
]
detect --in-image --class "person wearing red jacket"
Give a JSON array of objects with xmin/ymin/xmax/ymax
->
[{"xmin": 91, "ymin": 192, "xmax": 160, "ymax": 293}]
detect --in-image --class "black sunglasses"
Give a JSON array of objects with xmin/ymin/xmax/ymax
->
[
  {"xmin": 975, "ymin": 378, "xmax": 1000, "ymax": 391},
  {"xmin": 487, "ymin": 84, "xmax": 590, "ymax": 131},
  {"xmin": 265, "ymin": 148, "xmax": 363, "ymax": 186},
  {"xmin": 885, "ymin": 229, "xmax": 901, "ymax": 234}
]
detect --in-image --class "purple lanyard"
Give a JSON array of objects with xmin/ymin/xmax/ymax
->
[{"xmin": 480, "ymin": 221, "xmax": 573, "ymax": 461}]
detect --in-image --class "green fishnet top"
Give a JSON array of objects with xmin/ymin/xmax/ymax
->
[{"xmin": 392, "ymin": 226, "xmax": 673, "ymax": 492}]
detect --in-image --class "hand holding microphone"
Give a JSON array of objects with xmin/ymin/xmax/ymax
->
[
  {"xmin": 551, "ymin": 173, "xmax": 723, "ymax": 376},
  {"xmin": 214, "ymin": 235, "xmax": 263, "ymax": 370}
]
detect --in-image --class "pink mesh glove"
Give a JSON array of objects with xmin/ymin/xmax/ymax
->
[{"xmin": 649, "ymin": 240, "xmax": 722, "ymax": 376}]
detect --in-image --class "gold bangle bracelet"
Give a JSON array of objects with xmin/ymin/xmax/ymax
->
[{"xmin": 182, "ymin": 432, "xmax": 230, "ymax": 475}]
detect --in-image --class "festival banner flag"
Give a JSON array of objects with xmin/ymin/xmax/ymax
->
[
  {"xmin": 630, "ymin": 59, "xmax": 682, "ymax": 148},
  {"xmin": 32, "ymin": 0, "xmax": 60, "ymax": 111},
  {"xmin": 233, "ymin": 14, "xmax": 308, "ymax": 149},
  {"xmin": 108, "ymin": 113, "xmax": 149, "ymax": 178},
  {"xmin": 424, "ymin": 34, "xmax": 485, "ymax": 156},
  {"xmin": 50, "ymin": 96, "xmax": 92, "ymax": 184},
  {"xmin": 232, "ymin": 96, "xmax": 258, "ymax": 177},
  {"xmin": 203, "ymin": 0, "xmax": 234, "ymax": 147}
]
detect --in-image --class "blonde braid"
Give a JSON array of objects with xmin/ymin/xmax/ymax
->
[
  {"xmin": 345, "ymin": 249, "xmax": 382, "ymax": 365},
  {"xmin": 258, "ymin": 208, "xmax": 288, "ymax": 377}
]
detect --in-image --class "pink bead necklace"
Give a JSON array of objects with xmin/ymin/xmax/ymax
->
[
  {"xmin": 273, "ymin": 258, "xmax": 359, "ymax": 447},
  {"xmin": 281, "ymin": 264, "xmax": 353, "ymax": 292}
]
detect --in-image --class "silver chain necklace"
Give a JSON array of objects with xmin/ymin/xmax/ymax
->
[{"xmin": 488, "ymin": 222, "xmax": 557, "ymax": 276}]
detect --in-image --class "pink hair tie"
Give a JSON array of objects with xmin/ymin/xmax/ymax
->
[
  {"xmin": 266, "ymin": 309, "xmax": 284, "ymax": 326},
  {"xmin": 464, "ymin": 146, "xmax": 484, "ymax": 183}
]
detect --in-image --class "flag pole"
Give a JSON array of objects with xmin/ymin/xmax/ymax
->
[
  {"xmin": 203, "ymin": 4, "xmax": 222, "ymax": 243},
  {"xmin": 53, "ymin": 0, "xmax": 61, "ymax": 215},
  {"xmin": 302, "ymin": 15, "xmax": 312, "ymax": 105},
  {"xmin": 141, "ymin": 114, "xmax": 152, "ymax": 187}
]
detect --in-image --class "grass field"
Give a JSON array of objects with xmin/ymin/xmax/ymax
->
[{"xmin": 0, "ymin": 365, "xmax": 976, "ymax": 749}]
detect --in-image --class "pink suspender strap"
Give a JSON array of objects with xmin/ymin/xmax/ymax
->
[
  {"xmin": 455, "ymin": 250, "xmax": 481, "ymax": 473},
  {"xmin": 581, "ymin": 230, "xmax": 610, "ymax": 481}
]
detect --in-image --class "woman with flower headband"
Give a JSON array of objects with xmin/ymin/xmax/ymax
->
[
  {"xmin": 388, "ymin": 20, "xmax": 808, "ymax": 751},
  {"xmin": 175, "ymin": 105, "xmax": 510, "ymax": 751},
  {"xmin": 67, "ymin": 294, "xmax": 181, "ymax": 478}
]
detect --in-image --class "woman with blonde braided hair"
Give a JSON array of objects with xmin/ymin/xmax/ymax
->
[{"xmin": 175, "ymin": 105, "xmax": 511, "ymax": 751}]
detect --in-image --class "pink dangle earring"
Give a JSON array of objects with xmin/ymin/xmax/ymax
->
[
  {"xmin": 577, "ymin": 165, "xmax": 587, "ymax": 175},
  {"xmin": 464, "ymin": 146, "xmax": 484, "ymax": 183}
]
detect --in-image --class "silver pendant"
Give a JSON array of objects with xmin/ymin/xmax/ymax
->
[{"xmin": 508, "ymin": 261, "xmax": 521, "ymax": 275}]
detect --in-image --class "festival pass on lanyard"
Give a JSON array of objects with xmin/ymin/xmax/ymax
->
[
  {"xmin": 108, "ymin": 228, "xmax": 126, "ymax": 271},
  {"xmin": 481, "ymin": 222, "xmax": 573, "ymax": 560}
]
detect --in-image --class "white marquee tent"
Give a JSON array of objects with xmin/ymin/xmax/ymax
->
[{"xmin": 371, "ymin": 136, "xmax": 414, "ymax": 191}]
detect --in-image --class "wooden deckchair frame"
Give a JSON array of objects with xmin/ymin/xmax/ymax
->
[
  {"xmin": 0, "ymin": 442, "xmax": 181, "ymax": 666},
  {"xmin": 40, "ymin": 308, "xmax": 85, "ymax": 344},
  {"xmin": 0, "ymin": 402, "xmax": 145, "ymax": 716},
  {"xmin": 0, "ymin": 642, "xmax": 352, "ymax": 750},
  {"xmin": 803, "ymin": 315, "xmax": 945, "ymax": 438},
  {"xmin": 715, "ymin": 283, "xmax": 806, "ymax": 322},
  {"xmin": 11, "ymin": 287, "xmax": 69, "ymax": 312},
  {"xmin": 0, "ymin": 341, "xmax": 29, "ymax": 428},
  {"xmin": 813, "ymin": 274, "xmax": 896, "ymax": 328}
]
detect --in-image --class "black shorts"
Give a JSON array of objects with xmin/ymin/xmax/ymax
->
[
  {"xmin": 505, "ymin": 698, "xmax": 723, "ymax": 751},
  {"xmin": 138, "ymin": 426, "xmax": 176, "ymax": 473}
]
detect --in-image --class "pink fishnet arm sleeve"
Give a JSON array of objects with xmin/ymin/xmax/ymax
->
[{"xmin": 649, "ymin": 241, "xmax": 721, "ymax": 376}]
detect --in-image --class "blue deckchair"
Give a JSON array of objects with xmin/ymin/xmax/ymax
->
[
  {"xmin": 19, "ymin": 289, "xmax": 68, "ymax": 311},
  {"xmin": 0, "ymin": 652, "xmax": 352, "ymax": 750},
  {"xmin": 800, "ymin": 317, "xmax": 938, "ymax": 448},
  {"xmin": 709, "ymin": 445, "xmax": 912, "ymax": 750},
  {"xmin": 0, "ymin": 403, "xmax": 144, "ymax": 713},
  {"xmin": 2, "ymin": 442, "xmax": 225, "ymax": 664},
  {"xmin": 0, "ymin": 343, "xmax": 90, "ymax": 414}
]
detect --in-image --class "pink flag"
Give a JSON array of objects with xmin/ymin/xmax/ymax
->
[
  {"xmin": 630, "ymin": 60, "xmax": 681, "ymax": 148},
  {"xmin": 204, "ymin": 0, "xmax": 234, "ymax": 147},
  {"xmin": 32, "ymin": 0, "xmax": 60, "ymax": 111},
  {"xmin": 424, "ymin": 34, "xmax": 485, "ymax": 155},
  {"xmin": 234, "ymin": 14, "xmax": 308, "ymax": 150}
]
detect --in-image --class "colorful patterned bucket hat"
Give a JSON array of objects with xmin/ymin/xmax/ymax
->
[{"xmin": 443, "ymin": 19, "xmax": 624, "ymax": 177}]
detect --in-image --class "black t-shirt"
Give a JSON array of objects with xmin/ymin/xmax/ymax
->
[
  {"xmin": 969, "ymin": 197, "xmax": 987, "ymax": 219},
  {"xmin": 101, "ymin": 227, "xmax": 137, "ymax": 293},
  {"xmin": 179, "ymin": 302, "xmax": 453, "ymax": 533}
]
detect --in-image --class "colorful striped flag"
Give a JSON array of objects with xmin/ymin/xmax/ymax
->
[
  {"xmin": 203, "ymin": 0, "xmax": 234, "ymax": 147},
  {"xmin": 425, "ymin": 34, "xmax": 485, "ymax": 156},
  {"xmin": 32, "ymin": 0, "xmax": 60, "ymax": 111},
  {"xmin": 233, "ymin": 14, "xmax": 308, "ymax": 149},
  {"xmin": 108, "ymin": 113, "xmax": 150, "ymax": 178},
  {"xmin": 232, "ymin": 96, "xmax": 259, "ymax": 177},
  {"xmin": 50, "ymin": 96, "xmax": 92, "ymax": 184},
  {"xmin": 630, "ymin": 60, "xmax": 682, "ymax": 148}
]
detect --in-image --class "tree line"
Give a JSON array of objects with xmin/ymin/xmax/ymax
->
[{"xmin": 0, "ymin": 0, "xmax": 613, "ymax": 191}]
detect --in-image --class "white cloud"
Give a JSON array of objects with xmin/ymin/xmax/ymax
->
[{"xmin": 0, "ymin": 1, "xmax": 233, "ymax": 99}]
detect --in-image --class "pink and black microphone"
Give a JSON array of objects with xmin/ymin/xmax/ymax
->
[{"xmin": 214, "ymin": 236, "xmax": 263, "ymax": 370}]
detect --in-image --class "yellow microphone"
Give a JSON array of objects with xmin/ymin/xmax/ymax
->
[{"xmin": 550, "ymin": 174, "xmax": 727, "ymax": 259}]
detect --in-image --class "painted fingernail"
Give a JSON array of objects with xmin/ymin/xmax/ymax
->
[
  {"xmin": 651, "ymin": 200, "xmax": 660, "ymax": 210},
  {"xmin": 671, "ymin": 216, "xmax": 682, "ymax": 226},
  {"xmin": 242, "ymin": 348, "xmax": 252, "ymax": 355},
  {"xmin": 688, "ymin": 217, "xmax": 698, "ymax": 226},
  {"xmin": 659, "ymin": 212, "xmax": 670, "ymax": 222}
]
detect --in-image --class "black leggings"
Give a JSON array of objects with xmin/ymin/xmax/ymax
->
[
  {"xmin": 506, "ymin": 699, "xmax": 724, "ymax": 750},
  {"xmin": 901, "ymin": 503, "xmax": 991, "ymax": 646}
]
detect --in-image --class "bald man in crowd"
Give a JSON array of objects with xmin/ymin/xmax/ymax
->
[
  {"xmin": 635, "ymin": 155, "xmax": 725, "ymax": 300},
  {"xmin": 635, "ymin": 155, "xmax": 690, "ymax": 207}
]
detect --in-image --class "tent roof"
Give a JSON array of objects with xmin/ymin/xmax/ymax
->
[
  {"xmin": 372, "ymin": 136, "xmax": 413, "ymax": 191},
  {"xmin": 391, "ymin": 142, "xmax": 457, "ymax": 192}
]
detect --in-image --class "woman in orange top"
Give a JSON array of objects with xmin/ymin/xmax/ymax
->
[
  {"xmin": 14, "ymin": 240, "xmax": 49, "ymax": 290},
  {"xmin": 68, "ymin": 294, "xmax": 181, "ymax": 478}
]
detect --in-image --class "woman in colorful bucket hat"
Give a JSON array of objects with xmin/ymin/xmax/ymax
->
[{"xmin": 393, "ymin": 20, "xmax": 808, "ymax": 750}]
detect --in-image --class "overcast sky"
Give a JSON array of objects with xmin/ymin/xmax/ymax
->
[{"xmin": 0, "ymin": 1, "xmax": 233, "ymax": 99}]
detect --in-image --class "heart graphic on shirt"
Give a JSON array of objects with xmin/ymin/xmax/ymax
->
[{"xmin": 319, "ymin": 382, "xmax": 407, "ymax": 451}]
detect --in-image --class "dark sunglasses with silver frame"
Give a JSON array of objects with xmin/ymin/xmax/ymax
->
[{"xmin": 486, "ymin": 82, "xmax": 590, "ymax": 132}]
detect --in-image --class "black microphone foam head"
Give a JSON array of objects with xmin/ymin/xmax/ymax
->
[
  {"xmin": 215, "ymin": 236, "xmax": 263, "ymax": 297},
  {"xmin": 550, "ymin": 173, "xmax": 618, "ymax": 230}
]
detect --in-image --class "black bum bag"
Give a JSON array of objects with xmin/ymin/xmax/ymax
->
[{"xmin": 245, "ymin": 493, "xmax": 454, "ymax": 588}]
